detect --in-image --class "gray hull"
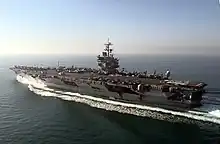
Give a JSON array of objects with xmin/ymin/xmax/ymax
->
[
  {"xmin": 9, "ymin": 37, "xmax": 208, "ymax": 113},
  {"xmin": 41, "ymin": 77, "xmax": 196, "ymax": 112}
]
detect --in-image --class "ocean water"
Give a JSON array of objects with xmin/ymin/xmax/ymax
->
[{"xmin": 0, "ymin": 54, "xmax": 220, "ymax": 144}]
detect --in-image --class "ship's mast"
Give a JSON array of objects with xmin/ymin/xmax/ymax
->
[
  {"xmin": 97, "ymin": 38, "xmax": 120, "ymax": 74},
  {"xmin": 104, "ymin": 38, "xmax": 113, "ymax": 57}
]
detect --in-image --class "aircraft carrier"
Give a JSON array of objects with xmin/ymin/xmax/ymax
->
[{"xmin": 10, "ymin": 38, "xmax": 208, "ymax": 112}]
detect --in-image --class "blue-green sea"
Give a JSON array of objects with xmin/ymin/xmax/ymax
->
[{"xmin": 0, "ymin": 54, "xmax": 220, "ymax": 144}]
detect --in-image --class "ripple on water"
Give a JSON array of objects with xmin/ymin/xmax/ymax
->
[{"xmin": 1, "ymin": 71, "xmax": 220, "ymax": 143}]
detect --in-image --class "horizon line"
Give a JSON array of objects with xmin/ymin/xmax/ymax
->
[{"xmin": 1, "ymin": 52, "xmax": 220, "ymax": 57}]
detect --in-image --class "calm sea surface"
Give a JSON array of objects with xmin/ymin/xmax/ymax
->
[{"xmin": 0, "ymin": 54, "xmax": 220, "ymax": 144}]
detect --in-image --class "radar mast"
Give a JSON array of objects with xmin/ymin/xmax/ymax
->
[
  {"xmin": 104, "ymin": 38, "xmax": 113, "ymax": 57},
  {"xmin": 97, "ymin": 38, "xmax": 119, "ymax": 74}
]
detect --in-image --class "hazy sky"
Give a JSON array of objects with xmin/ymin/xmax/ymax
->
[{"xmin": 0, "ymin": 0, "xmax": 220, "ymax": 55}]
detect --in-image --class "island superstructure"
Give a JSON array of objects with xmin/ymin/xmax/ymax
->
[{"xmin": 10, "ymin": 38, "xmax": 208, "ymax": 112}]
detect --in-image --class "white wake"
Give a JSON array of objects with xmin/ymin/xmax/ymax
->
[{"xmin": 16, "ymin": 74, "xmax": 220, "ymax": 125}]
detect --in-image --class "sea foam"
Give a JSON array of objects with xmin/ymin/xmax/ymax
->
[{"xmin": 16, "ymin": 74, "xmax": 220, "ymax": 124}]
